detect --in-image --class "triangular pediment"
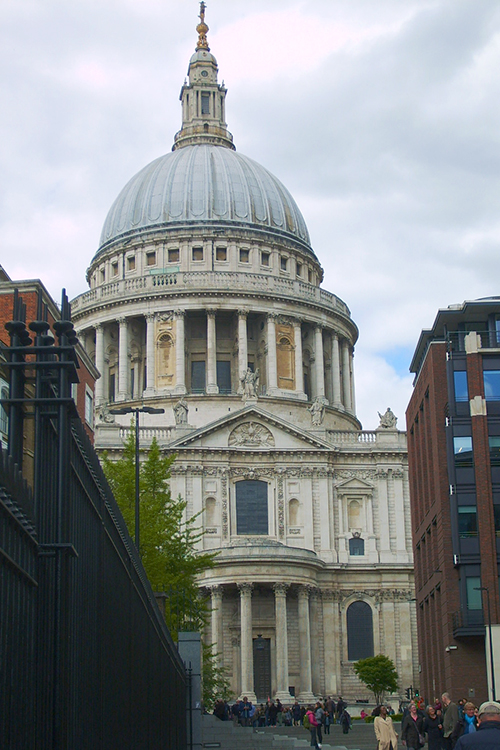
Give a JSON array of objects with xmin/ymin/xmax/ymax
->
[
  {"xmin": 334, "ymin": 476, "xmax": 374, "ymax": 490},
  {"xmin": 168, "ymin": 405, "xmax": 335, "ymax": 452}
]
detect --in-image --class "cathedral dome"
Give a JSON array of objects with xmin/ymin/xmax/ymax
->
[{"xmin": 97, "ymin": 144, "xmax": 312, "ymax": 256}]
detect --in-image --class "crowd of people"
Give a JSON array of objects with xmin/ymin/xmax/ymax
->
[
  {"xmin": 373, "ymin": 693, "xmax": 500, "ymax": 750},
  {"xmin": 212, "ymin": 695, "xmax": 351, "ymax": 749}
]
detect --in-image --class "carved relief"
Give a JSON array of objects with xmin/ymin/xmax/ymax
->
[
  {"xmin": 221, "ymin": 469, "xmax": 228, "ymax": 539},
  {"xmin": 277, "ymin": 471, "xmax": 285, "ymax": 538},
  {"xmin": 228, "ymin": 422, "xmax": 275, "ymax": 447}
]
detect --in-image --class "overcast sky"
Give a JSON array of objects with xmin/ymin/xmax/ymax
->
[{"xmin": 2, "ymin": 0, "xmax": 500, "ymax": 429}]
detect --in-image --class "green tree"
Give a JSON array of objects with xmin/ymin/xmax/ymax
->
[
  {"xmin": 353, "ymin": 654, "xmax": 399, "ymax": 704},
  {"xmin": 102, "ymin": 432, "xmax": 217, "ymax": 634},
  {"xmin": 202, "ymin": 642, "xmax": 232, "ymax": 711}
]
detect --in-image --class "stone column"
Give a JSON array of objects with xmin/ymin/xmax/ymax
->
[
  {"xmin": 238, "ymin": 583, "xmax": 256, "ymax": 701},
  {"xmin": 210, "ymin": 585, "xmax": 224, "ymax": 668},
  {"xmin": 273, "ymin": 583, "xmax": 292, "ymax": 701},
  {"xmin": 266, "ymin": 314, "xmax": 278, "ymax": 395},
  {"xmin": 341, "ymin": 340, "xmax": 352, "ymax": 411},
  {"xmin": 314, "ymin": 325, "xmax": 327, "ymax": 403},
  {"xmin": 237, "ymin": 310, "xmax": 248, "ymax": 393},
  {"xmin": 145, "ymin": 313, "xmax": 156, "ymax": 394},
  {"xmin": 117, "ymin": 317, "xmax": 129, "ymax": 401},
  {"xmin": 322, "ymin": 590, "xmax": 339, "ymax": 695},
  {"xmin": 349, "ymin": 348, "xmax": 356, "ymax": 415},
  {"xmin": 206, "ymin": 309, "xmax": 219, "ymax": 394},
  {"xmin": 297, "ymin": 585, "xmax": 315, "ymax": 701},
  {"xmin": 377, "ymin": 470, "xmax": 391, "ymax": 562},
  {"xmin": 293, "ymin": 319, "xmax": 305, "ymax": 396},
  {"xmin": 95, "ymin": 323, "xmax": 105, "ymax": 405},
  {"xmin": 331, "ymin": 333, "xmax": 342, "ymax": 406},
  {"xmin": 174, "ymin": 311, "xmax": 187, "ymax": 394}
]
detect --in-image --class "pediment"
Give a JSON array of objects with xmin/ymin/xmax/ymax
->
[
  {"xmin": 168, "ymin": 405, "xmax": 335, "ymax": 452},
  {"xmin": 334, "ymin": 476, "xmax": 374, "ymax": 491}
]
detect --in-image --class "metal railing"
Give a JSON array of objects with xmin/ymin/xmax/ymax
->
[{"xmin": 1, "ymin": 288, "xmax": 187, "ymax": 750}]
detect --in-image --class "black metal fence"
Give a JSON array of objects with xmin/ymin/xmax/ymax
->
[{"xmin": 0, "ymin": 289, "xmax": 187, "ymax": 749}]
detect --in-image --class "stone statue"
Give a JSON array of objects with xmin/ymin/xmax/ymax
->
[
  {"xmin": 173, "ymin": 398, "xmax": 188, "ymax": 425},
  {"xmin": 308, "ymin": 398, "xmax": 325, "ymax": 426},
  {"xmin": 378, "ymin": 407, "xmax": 397, "ymax": 429},
  {"xmin": 241, "ymin": 367, "xmax": 259, "ymax": 399},
  {"xmin": 98, "ymin": 404, "xmax": 116, "ymax": 424}
]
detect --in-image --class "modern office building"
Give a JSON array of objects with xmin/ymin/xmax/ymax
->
[
  {"xmin": 407, "ymin": 298, "xmax": 500, "ymax": 703},
  {"xmin": 71, "ymin": 6, "xmax": 417, "ymax": 701}
]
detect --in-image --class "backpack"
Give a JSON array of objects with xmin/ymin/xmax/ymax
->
[{"xmin": 303, "ymin": 714, "xmax": 311, "ymax": 729}]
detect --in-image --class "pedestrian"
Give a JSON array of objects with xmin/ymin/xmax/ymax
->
[
  {"xmin": 454, "ymin": 701, "xmax": 500, "ymax": 750},
  {"xmin": 293, "ymin": 700, "xmax": 302, "ymax": 726},
  {"xmin": 423, "ymin": 704, "xmax": 444, "ymax": 750},
  {"xmin": 306, "ymin": 704, "xmax": 321, "ymax": 749},
  {"xmin": 315, "ymin": 700, "xmax": 325, "ymax": 746},
  {"xmin": 442, "ymin": 693, "xmax": 460, "ymax": 750},
  {"xmin": 374, "ymin": 704, "xmax": 398, "ymax": 750},
  {"xmin": 340, "ymin": 707, "xmax": 352, "ymax": 734},
  {"xmin": 451, "ymin": 702, "xmax": 478, "ymax": 747},
  {"xmin": 240, "ymin": 696, "xmax": 252, "ymax": 727},
  {"xmin": 401, "ymin": 701, "xmax": 425, "ymax": 750}
]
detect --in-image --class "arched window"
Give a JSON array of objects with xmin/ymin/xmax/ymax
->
[
  {"xmin": 349, "ymin": 537, "xmax": 365, "ymax": 556},
  {"xmin": 347, "ymin": 601, "xmax": 373, "ymax": 661},
  {"xmin": 205, "ymin": 497, "xmax": 216, "ymax": 527},
  {"xmin": 288, "ymin": 498, "xmax": 300, "ymax": 526},
  {"xmin": 277, "ymin": 336, "xmax": 294, "ymax": 390},
  {"xmin": 348, "ymin": 499, "xmax": 362, "ymax": 529},
  {"xmin": 235, "ymin": 480, "xmax": 268, "ymax": 535}
]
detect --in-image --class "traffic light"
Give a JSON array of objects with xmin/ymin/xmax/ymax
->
[
  {"xmin": 415, "ymin": 690, "xmax": 420, "ymax": 698},
  {"xmin": 405, "ymin": 687, "xmax": 410, "ymax": 699},
  {"xmin": 405, "ymin": 686, "xmax": 413, "ymax": 700}
]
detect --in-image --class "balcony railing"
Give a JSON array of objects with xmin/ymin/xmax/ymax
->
[
  {"xmin": 71, "ymin": 271, "xmax": 351, "ymax": 318},
  {"xmin": 452, "ymin": 608, "xmax": 485, "ymax": 637}
]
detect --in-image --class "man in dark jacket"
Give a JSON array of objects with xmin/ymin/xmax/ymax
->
[{"xmin": 454, "ymin": 701, "xmax": 500, "ymax": 750}]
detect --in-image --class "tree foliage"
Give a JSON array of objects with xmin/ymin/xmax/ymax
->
[
  {"xmin": 102, "ymin": 432, "xmax": 217, "ymax": 634},
  {"xmin": 353, "ymin": 654, "xmax": 399, "ymax": 704},
  {"xmin": 202, "ymin": 642, "xmax": 232, "ymax": 710}
]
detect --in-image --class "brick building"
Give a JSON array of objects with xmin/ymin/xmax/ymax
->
[
  {"xmin": 407, "ymin": 298, "xmax": 500, "ymax": 704},
  {"xmin": 0, "ymin": 266, "xmax": 98, "ymax": 475}
]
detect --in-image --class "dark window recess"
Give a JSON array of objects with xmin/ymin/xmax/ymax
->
[
  {"xmin": 454, "ymin": 371, "xmax": 468, "ymax": 402},
  {"xmin": 192, "ymin": 247, "xmax": 203, "ymax": 261},
  {"xmin": 349, "ymin": 537, "xmax": 365, "ymax": 556},
  {"xmin": 490, "ymin": 437, "xmax": 500, "ymax": 466},
  {"xmin": 130, "ymin": 368, "xmax": 135, "ymax": 399},
  {"xmin": 253, "ymin": 637, "xmax": 271, "ymax": 702},
  {"xmin": 217, "ymin": 361, "xmax": 231, "ymax": 394},
  {"xmin": 458, "ymin": 506, "xmax": 478, "ymax": 538},
  {"xmin": 347, "ymin": 601, "xmax": 374, "ymax": 661},
  {"xmin": 484, "ymin": 371, "xmax": 500, "ymax": 400},
  {"xmin": 168, "ymin": 248, "xmax": 179, "ymax": 263},
  {"xmin": 191, "ymin": 361, "xmax": 206, "ymax": 393},
  {"xmin": 236, "ymin": 480, "xmax": 268, "ymax": 535},
  {"xmin": 108, "ymin": 373, "xmax": 116, "ymax": 403},
  {"xmin": 494, "ymin": 505, "xmax": 500, "ymax": 537},
  {"xmin": 201, "ymin": 93, "xmax": 210, "ymax": 115},
  {"xmin": 216, "ymin": 246, "xmax": 227, "ymax": 261},
  {"xmin": 454, "ymin": 436, "xmax": 473, "ymax": 467}
]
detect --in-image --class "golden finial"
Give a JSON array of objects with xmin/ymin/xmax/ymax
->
[{"xmin": 196, "ymin": 2, "xmax": 210, "ymax": 50}]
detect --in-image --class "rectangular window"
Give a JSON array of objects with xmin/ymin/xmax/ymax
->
[
  {"xmin": 484, "ymin": 370, "xmax": 500, "ymax": 400},
  {"xmin": 454, "ymin": 436, "xmax": 473, "ymax": 467},
  {"xmin": 108, "ymin": 373, "xmax": 116, "ymax": 403},
  {"xmin": 239, "ymin": 248, "xmax": 249, "ymax": 263},
  {"xmin": 191, "ymin": 360, "xmax": 206, "ymax": 393},
  {"xmin": 71, "ymin": 382, "xmax": 78, "ymax": 404},
  {"xmin": 261, "ymin": 252, "xmax": 270, "ymax": 267},
  {"xmin": 458, "ymin": 506, "xmax": 478, "ymax": 538},
  {"xmin": 490, "ymin": 437, "xmax": 500, "ymax": 466},
  {"xmin": 192, "ymin": 246, "xmax": 204, "ymax": 261},
  {"xmin": 454, "ymin": 371, "xmax": 468, "ymax": 402},
  {"xmin": 130, "ymin": 367, "xmax": 135, "ymax": 399},
  {"xmin": 494, "ymin": 505, "xmax": 500, "ymax": 537},
  {"xmin": 127, "ymin": 256, "xmax": 136, "ymax": 272},
  {"xmin": 296, "ymin": 263, "xmax": 302, "ymax": 277},
  {"xmin": 85, "ymin": 389, "xmax": 93, "ymax": 427},
  {"xmin": 216, "ymin": 361, "xmax": 231, "ymax": 394},
  {"xmin": 111, "ymin": 261, "xmax": 118, "ymax": 276},
  {"xmin": 146, "ymin": 251, "xmax": 156, "ymax": 266},
  {"xmin": 466, "ymin": 577, "xmax": 482, "ymax": 610},
  {"xmin": 308, "ymin": 269, "xmax": 312, "ymax": 283},
  {"xmin": 216, "ymin": 246, "xmax": 227, "ymax": 262},
  {"xmin": 236, "ymin": 480, "xmax": 268, "ymax": 535},
  {"xmin": 201, "ymin": 93, "xmax": 210, "ymax": 115},
  {"xmin": 100, "ymin": 268, "xmax": 106, "ymax": 283},
  {"xmin": 168, "ymin": 248, "xmax": 179, "ymax": 263},
  {"xmin": 280, "ymin": 256, "xmax": 288, "ymax": 271}
]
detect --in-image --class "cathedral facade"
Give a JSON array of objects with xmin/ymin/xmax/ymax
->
[{"xmin": 71, "ymin": 7, "xmax": 417, "ymax": 703}]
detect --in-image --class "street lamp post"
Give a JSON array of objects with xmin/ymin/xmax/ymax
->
[
  {"xmin": 475, "ymin": 585, "xmax": 496, "ymax": 701},
  {"xmin": 110, "ymin": 405, "xmax": 164, "ymax": 553}
]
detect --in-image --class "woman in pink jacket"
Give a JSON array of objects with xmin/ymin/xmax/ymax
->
[{"xmin": 306, "ymin": 706, "xmax": 321, "ymax": 749}]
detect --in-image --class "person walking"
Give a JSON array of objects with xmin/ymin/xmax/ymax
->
[
  {"xmin": 315, "ymin": 700, "xmax": 325, "ymax": 746},
  {"xmin": 306, "ymin": 705, "xmax": 321, "ymax": 749},
  {"xmin": 423, "ymin": 704, "xmax": 444, "ymax": 750},
  {"xmin": 451, "ymin": 702, "xmax": 478, "ymax": 748},
  {"xmin": 454, "ymin": 701, "xmax": 500, "ymax": 750},
  {"xmin": 402, "ymin": 701, "xmax": 425, "ymax": 750},
  {"xmin": 374, "ymin": 705, "xmax": 399, "ymax": 750},
  {"xmin": 442, "ymin": 693, "xmax": 460, "ymax": 750}
]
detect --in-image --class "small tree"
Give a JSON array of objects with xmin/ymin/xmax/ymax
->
[
  {"xmin": 202, "ymin": 643, "xmax": 232, "ymax": 711},
  {"xmin": 353, "ymin": 654, "xmax": 399, "ymax": 704}
]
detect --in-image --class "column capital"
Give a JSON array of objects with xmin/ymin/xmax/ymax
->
[
  {"xmin": 292, "ymin": 317, "xmax": 304, "ymax": 328},
  {"xmin": 267, "ymin": 312, "xmax": 278, "ymax": 322},
  {"xmin": 237, "ymin": 309, "xmax": 248, "ymax": 319},
  {"xmin": 95, "ymin": 322, "xmax": 103, "ymax": 332},
  {"xmin": 206, "ymin": 308, "xmax": 217, "ymax": 318},
  {"xmin": 237, "ymin": 582, "xmax": 254, "ymax": 596},
  {"xmin": 118, "ymin": 316, "xmax": 127, "ymax": 326},
  {"xmin": 173, "ymin": 310, "xmax": 186, "ymax": 319},
  {"xmin": 273, "ymin": 582, "xmax": 289, "ymax": 597},
  {"xmin": 298, "ymin": 584, "xmax": 312, "ymax": 600},
  {"xmin": 145, "ymin": 312, "xmax": 156, "ymax": 322},
  {"xmin": 209, "ymin": 584, "xmax": 223, "ymax": 600}
]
